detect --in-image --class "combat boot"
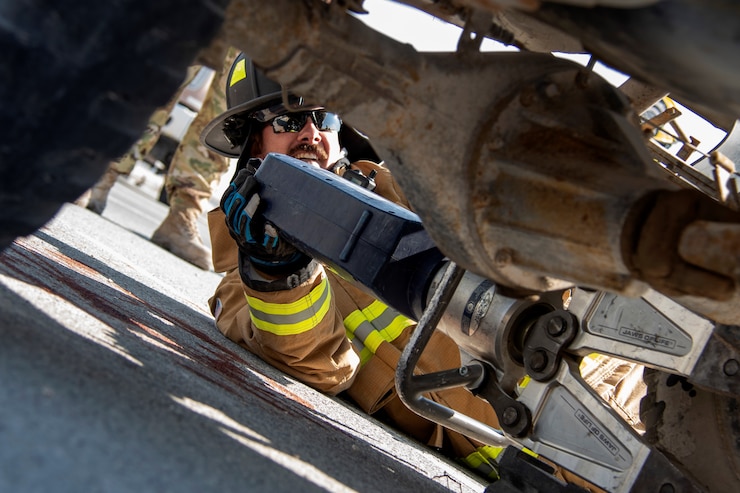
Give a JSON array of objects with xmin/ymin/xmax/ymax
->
[
  {"xmin": 85, "ymin": 167, "xmax": 122, "ymax": 214},
  {"xmin": 151, "ymin": 188, "xmax": 212, "ymax": 271}
]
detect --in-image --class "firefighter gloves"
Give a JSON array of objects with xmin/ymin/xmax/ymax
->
[
  {"xmin": 221, "ymin": 167, "xmax": 312, "ymax": 278},
  {"xmin": 222, "ymin": 169, "xmax": 266, "ymax": 248}
]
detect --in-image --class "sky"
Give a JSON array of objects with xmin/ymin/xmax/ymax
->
[
  {"xmin": 356, "ymin": 0, "xmax": 516, "ymax": 52},
  {"xmin": 353, "ymin": 0, "xmax": 726, "ymax": 161}
]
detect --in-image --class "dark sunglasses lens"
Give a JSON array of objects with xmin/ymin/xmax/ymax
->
[
  {"xmin": 272, "ymin": 114, "xmax": 307, "ymax": 133},
  {"xmin": 314, "ymin": 112, "xmax": 342, "ymax": 132},
  {"xmin": 271, "ymin": 111, "xmax": 342, "ymax": 133}
]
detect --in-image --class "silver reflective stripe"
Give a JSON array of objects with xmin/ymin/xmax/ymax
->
[
  {"xmin": 351, "ymin": 337, "xmax": 366, "ymax": 354},
  {"xmin": 371, "ymin": 307, "xmax": 403, "ymax": 335},
  {"xmin": 352, "ymin": 319, "xmax": 376, "ymax": 344}
]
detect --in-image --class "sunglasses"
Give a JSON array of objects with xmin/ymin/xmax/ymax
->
[{"xmin": 270, "ymin": 111, "xmax": 342, "ymax": 134}]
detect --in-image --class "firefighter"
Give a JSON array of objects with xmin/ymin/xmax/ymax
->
[{"xmin": 203, "ymin": 53, "xmax": 507, "ymax": 480}]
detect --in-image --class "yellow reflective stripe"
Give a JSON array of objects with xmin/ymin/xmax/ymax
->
[
  {"xmin": 344, "ymin": 309, "xmax": 369, "ymax": 337},
  {"xmin": 358, "ymin": 347, "xmax": 373, "ymax": 366},
  {"xmin": 344, "ymin": 300, "xmax": 414, "ymax": 365},
  {"xmin": 378, "ymin": 313, "xmax": 414, "ymax": 343},
  {"xmin": 363, "ymin": 330, "xmax": 386, "ymax": 353},
  {"xmin": 460, "ymin": 446, "xmax": 539, "ymax": 480},
  {"xmin": 521, "ymin": 447, "xmax": 538, "ymax": 458},
  {"xmin": 346, "ymin": 313, "xmax": 373, "ymax": 365},
  {"xmin": 347, "ymin": 321, "xmax": 371, "ymax": 363},
  {"xmin": 230, "ymin": 58, "xmax": 247, "ymax": 87},
  {"xmin": 346, "ymin": 303, "xmax": 413, "ymax": 347},
  {"xmin": 477, "ymin": 445, "xmax": 505, "ymax": 461},
  {"xmin": 460, "ymin": 446, "xmax": 502, "ymax": 480},
  {"xmin": 517, "ymin": 374, "xmax": 531, "ymax": 393},
  {"xmin": 361, "ymin": 300, "xmax": 387, "ymax": 320},
  {"xmin": 362, "ymin": 300, "xmax": 414, "ymax": 343},
  {"xmin": 246, "ymin": 278, "xmax": 331, "ymax": 335},
  {"xmin": 247, "ymin": 278, "xmax": 329, "ymax": 315}
]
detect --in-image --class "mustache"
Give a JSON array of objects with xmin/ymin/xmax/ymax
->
[{"xmin": 288, "ymin": 143, "xmax": 328, "ymax": 160}]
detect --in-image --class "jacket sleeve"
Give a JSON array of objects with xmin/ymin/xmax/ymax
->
[
  {"xmin": 206, "ymin": 161, "xmax": 407, "ymax": 395},
  {"xmin": 208, "ymin": 207, "xmax": 360, "ymax": 395}
]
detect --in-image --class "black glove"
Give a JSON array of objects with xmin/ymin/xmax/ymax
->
[{"xmin": 220, "ymin": 166, "xmax": 313, "ymax": 281}]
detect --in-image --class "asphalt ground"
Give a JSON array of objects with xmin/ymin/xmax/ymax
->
[{"xmin": 0, "ymin": 170, "xmax": 488, "ymax": 493}]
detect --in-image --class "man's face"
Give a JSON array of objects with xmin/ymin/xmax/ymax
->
[{"xmin": 257, "ymin": 110, "xmax": 343, "ymax": 170}]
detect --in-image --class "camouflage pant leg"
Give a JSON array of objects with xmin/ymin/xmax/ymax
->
[
  {"xmin": 108, "ymin": 66, "xmax": 200, "ymax": 175},
  {"xmin": 164, "ymin": 48, "xmax": 239, "ymax": 202}
]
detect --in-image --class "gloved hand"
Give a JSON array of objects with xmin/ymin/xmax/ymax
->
[{"xmin": 220, "ymin": 166, "xmax": 312, "ymax": 279}]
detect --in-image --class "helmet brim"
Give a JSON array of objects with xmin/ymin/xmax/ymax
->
[
  {"xmin": 201, "ymin": 90, "xmax": 381, "ymax": 165},
  {"xmin": 201, "ymin": 92, "xmax": 323, "ymax": 158}
]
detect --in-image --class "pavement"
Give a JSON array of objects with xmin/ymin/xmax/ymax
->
[{"xmin": 0, "ymin": 163, "xmax": 488, "ymax": 493}]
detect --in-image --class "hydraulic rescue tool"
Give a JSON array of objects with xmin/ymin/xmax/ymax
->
[{"xmin": 253, "ymin": 152, "xmax": 737, "ymax": 493}]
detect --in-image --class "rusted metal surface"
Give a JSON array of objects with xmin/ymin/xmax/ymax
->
[
  {"xmin": 619, "ymin": 77, "xmax": 669, "ymax": 118},
  {"xmin": 679, "ymin": 221, "xmax": 740, "ymax": 290},
  {"xmin": 625, "ymin": 190, "xmax": 740, "ymax": 299},
  {"xmin": 394, "ymin": 0, "xmax": 738, "ymax": 131},
  {"xmin": 210, "ymin": 0, "xmax": 740, "ymax": 322},
  {"xmin": 366, "ymin": 0, "xmax": 740, "ymax": 123}
]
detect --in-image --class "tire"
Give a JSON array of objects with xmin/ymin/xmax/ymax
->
[
  {"xmin": 0, "ymin": 0, "xmax": 228, "ymax": 251},
  {"xmin": 641, "ymin": 369, "xmax": 740, "ymax": 492}
]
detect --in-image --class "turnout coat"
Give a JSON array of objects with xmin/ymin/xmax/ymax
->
[{"xmin": 207, "ymin": 158, "xmax": 502, "ymax": 470}]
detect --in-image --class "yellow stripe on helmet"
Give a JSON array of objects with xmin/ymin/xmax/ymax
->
[{"xmin": 230, "ymin": 58, "xmax": 247, "ymax": 87}]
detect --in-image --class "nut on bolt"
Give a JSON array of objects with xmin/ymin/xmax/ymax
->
[
  {"xmin": 529, "ymin": 350, "xmax": 548, "ymax": 372},
  {"xmin": 502, "ymin": 406, "xmax": 519, "ymax": 426},
  {"xmin": 547, "ymin": 316, "xmax": 565, "ymax": 336}
]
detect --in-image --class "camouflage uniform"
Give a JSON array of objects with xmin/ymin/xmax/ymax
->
[
  {"xmin": 150, "ymin": 47, "xmax": 239, "ymax": 270},
  {"xmin": 161, "ymin": 49, "xmax": 237, "ymax": 208},
  {"xmin": 109, "ymin": 105, "xmax": 177, "ymax": 175}
]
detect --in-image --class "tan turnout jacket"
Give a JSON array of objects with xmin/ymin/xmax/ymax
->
[{"xmin": 208, "ymin": 159, "xmax": 502, "ymax": 466}]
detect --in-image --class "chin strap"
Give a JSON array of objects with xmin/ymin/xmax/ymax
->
[{"xmin": 328, "ymin": 149, "xmax": 351, "ymax": 174}]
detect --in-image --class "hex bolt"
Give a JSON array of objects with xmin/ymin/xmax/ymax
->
[
  {"xmin": 547, "ymin": 316, "xmax": 565, "ymax": 337},
  {"xmin": 724, "ymin": 359, "xmax": 739, "ymax": 376},
  {"xmin": 494, "ymin": 249, "xmax": 513, "ymax": 268},
  {"xmin": 459, "ymin": 366, "xmax": 469, "ymax": 377},
  {"xmin": 502, "ymin": 406, "xmax": 519, "ymax": 426},
  {"xmin": 529, "ymin": 350, "xmax": 548, "ymax": 372},
  {"xmin": 659, "ymin": 483, "xmax": 675, "ymax": 493}
]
